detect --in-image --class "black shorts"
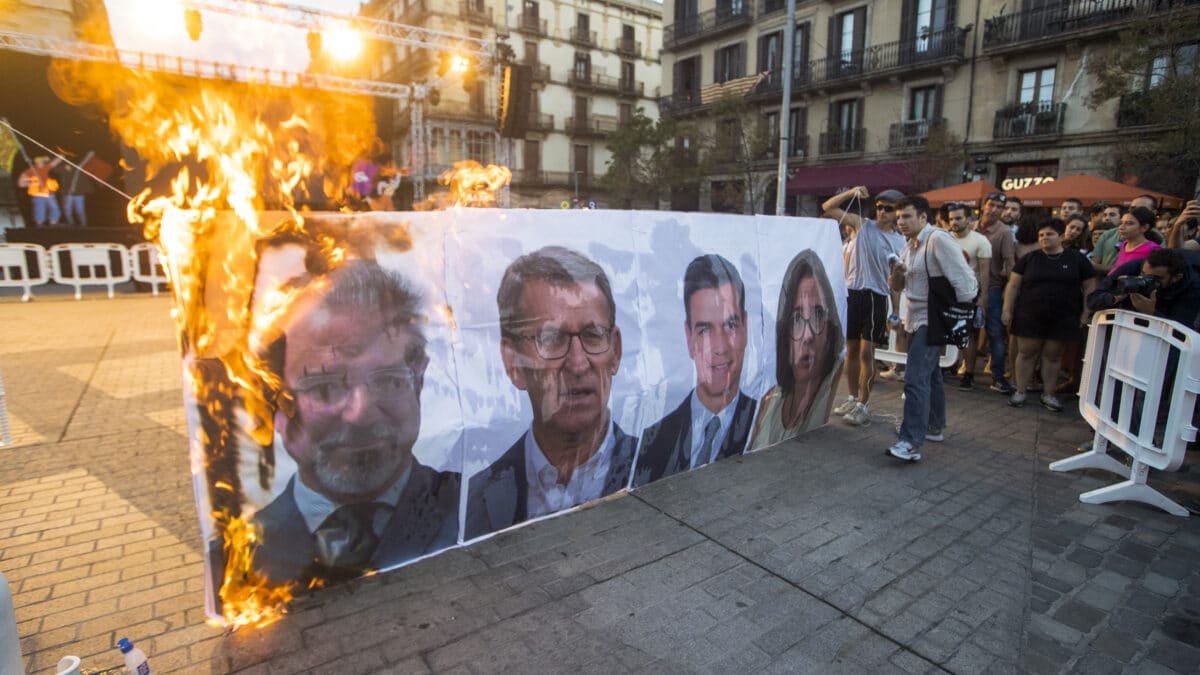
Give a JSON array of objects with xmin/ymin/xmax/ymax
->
[{"xmin": 846, "ymin": 289, "xmax": 888, "ymax": 345}]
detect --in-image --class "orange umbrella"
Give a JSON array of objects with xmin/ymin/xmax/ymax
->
[
  {"xmin": 1005, "ymin": 174, "xmax": 1183, "ymax": 210},
  {"xmin": 919, "ymin": 179, "xmax": 1000, "ymax": 208}
]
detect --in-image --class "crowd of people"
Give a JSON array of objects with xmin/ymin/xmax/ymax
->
[
  {"xmin": 824, "ymin": 186, "xmax": 1200, "ymax": 463},
  {"xmin": 15, "ymin": 153, "xmax": 100, "ymax": 227}
]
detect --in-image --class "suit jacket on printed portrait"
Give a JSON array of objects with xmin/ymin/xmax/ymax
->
[
  {"xmin": 208, "ymin": 460, "xmax": 460, "ymax": 602},
  {"xmin": 463, "ymin": 422, "xmax": 637, "ymax": 541},
  {"xmin": 632, "ymin": 391, "xmax": 757, "ymax": 488}
]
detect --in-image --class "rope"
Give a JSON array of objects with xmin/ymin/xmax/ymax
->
[{"xmin": 1, "ymin": 119, "xmax": 134, "ymax": 200}]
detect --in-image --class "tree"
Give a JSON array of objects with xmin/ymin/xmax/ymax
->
[
  {"xmin": 908, "ymin": 125, "xmax": 966, "ymax": 192},
  {"xmin": 1087, "ymin": 4, "xmax": 1200, "ymax": 196},
  {"xmin": 599, "ymin": 109, "xmax": 703, "ymax": 209},
  {"xmin": 704, "ymin": 93, "xmax": 776, "ymax": 215}
]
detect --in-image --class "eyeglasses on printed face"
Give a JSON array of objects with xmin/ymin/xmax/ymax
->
[
  {"xmin": 511, "ymin": 324, "xmax": 614, "ymax": 359},
  {"xmin": 875, "ymin": 203, "xmax": 897, "ymax": 213},
  {"xmin": 292, "ymin": 366, "xmax": 420, "ymax": 409},
  {"xmin": 790, "ymin": 307, "xmax": 827, "ymax": 340}
]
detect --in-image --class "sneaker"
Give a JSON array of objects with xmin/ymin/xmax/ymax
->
[
  {"xmin": 844, "ymin": 402, "xmax": 872, "ymax": 427},
  {"xmin": 888, "ymin": 440, "xmax": 921, "ymax": 462},
  {"xmin": 926, "ymin": 427, "xmax": 944, "ymax": 442},
  {"xmin": 1008, "ymin": 391, "xmax": 1026, "ymax": 408},
  {"xmin": 990, "ymin": 378, "xmax": 1015, "ymax": 395},
  {"xmin": 958, "ymin": 373, "xmax": 974, "ymax": 391},
  {"xmin": 833, "ymin": 395, "xmax": 859, "ymax": 416},
  {"xmin": 1040, "ymin": 394, "xmax": 1063, "ymax": 413}
]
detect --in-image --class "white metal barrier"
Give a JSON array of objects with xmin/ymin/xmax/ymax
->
[
  {"xmin": 873, "ymin": 296, "xmax": 960, "ymax": 369},
  {"xmin": 0, "ymin": 370, "xmax": 9, "ymax": 448},
  {"xmin": 0, "ymin": 243, "xmax": 50, "ymax": 302},
  {"xmin": 48, "ymin": 243, "xmax": 132, "ymax": 300},
  {"xmin": 1050, "ymin": 310, "xmax": 1199, "ymax": 516},
  {"xmin": 129, "ymin": 242, "xmax": 169, "ymax": 296}
]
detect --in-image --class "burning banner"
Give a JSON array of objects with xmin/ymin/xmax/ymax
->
[{"xmin": 48, "ymin": 53, "xmax": 845, "ymax": 627}]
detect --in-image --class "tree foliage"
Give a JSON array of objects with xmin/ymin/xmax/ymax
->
[
  {"xmin": 1086, "ymin": 4, "xmax": 1200, "ymax": 195},
  {"xmin": 705, "ymin": 93, "xmax": 777, "ymax": 215},
  {"xmin": 600, "ymin": 109, "xmax": 702, "ymax": 209}
]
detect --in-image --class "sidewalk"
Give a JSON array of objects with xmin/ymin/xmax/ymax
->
[{"xmin": 2, "ymin": 293, "xmax": 1198, "ymax": 673}]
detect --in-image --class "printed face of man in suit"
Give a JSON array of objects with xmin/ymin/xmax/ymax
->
[
  {"xmin": 685, "ymin": 282, "xmax": 747, "ymax": 413},
  {"xmin": 501, "ymin": 280, "xmax": 622, "ymax": 450},
  {"xmin": 277, "ymin": 299, "xmax": 428, "ymax": 504}
]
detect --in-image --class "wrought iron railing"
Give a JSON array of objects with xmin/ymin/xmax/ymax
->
[
  {"xmin": 615, "ymin": 37, "xmax": 641, "ymax": 55},
  {"xmin": 664, "ymin": 2, "xmax": 753, "ymax": 49},
  {"xmin": 658, "ymin": 91, "xmax": 704, "ymax": 115},
  {"xmin": 1116, "ymin": 92, "xmax": 1153, "ymax": 128},
  {"xmin": 458, "ymin": 0, "xmax": 491, "ymax": 22},
  {"xmin": 516, "ymin": 14, "xmax": 547, "ymax": 35},
  {"xmin": 819, "ymin": 127, "xmax": 866, "ymax": 155},
  {"xmin": 761, "ymin": 0, "xmax": 785, "ymax": 14},
  {"xmin": 888, "ymin": 117, "xmax": 945, "ymax": 148},
  {"xmin": 618, "ymin": 78, "xmax": 644, "ymax": 97},
  {"xmin": 570, "ymin": 27, "xmax": 598, "ymax": 47},
  {"xmin": 992, "ymin": 101, "xmax": 1066, "ymax": 139},
  {"xmin": 528, "ymin": 112, "xmax": 554, "ymax": 132},
  {"xmin": 568, "ymin": 69, "xmax": 619, "ymax": 93},
  {"xmin": 566, "ymin": 115, "xmax": 619, "ymax": 135},
  {"xmin": 809, "ymin": 28, "xmax": 966, "ymax": 83},
  {"xmin": 521, "ymin": 60, "xmax": 550, "ymax": 82},
  {"xmin": 982, "ymin": 0, "xmax": 1183, "ymax": 48}
]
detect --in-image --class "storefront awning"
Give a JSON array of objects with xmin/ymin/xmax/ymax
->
[{"xmin": 786, "ymin": 162, "xmax": 915, "ymax": 196}]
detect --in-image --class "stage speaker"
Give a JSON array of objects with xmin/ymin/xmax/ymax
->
[{"xmin": 498, "ymin": 65, "xmax": 533, "ymax": 139}]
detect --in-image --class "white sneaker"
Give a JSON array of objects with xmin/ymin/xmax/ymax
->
[
  {"xmin": 843, "ymin": 402, "xmax": 871, "ymax": 427},
  {"xmin": 926, "ymin": 427, "xmax": 944, "ymax": 442},
  {"xmin": 833, "ymin": 395, "xmax": 859, "ymax": 416},
  {"xmin": 888, "ymin": 440, "xmax": 921, "ymax": 462}
]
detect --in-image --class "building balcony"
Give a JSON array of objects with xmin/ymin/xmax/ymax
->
[
  {"xmin": 658, "ymin": 90, "xmax": 704, "ymax": 116},
  {"xmin": 618, "ymin": 78, "xmax": 644, "ymax": 97},
  {"xmin": 981, "ymin": 0, "xmax": 1183, "ymax": 53},
  {"xmin": 763, "ymin": 134, "xmax": 810, "ymax": 160},
  {"xmin": 664, "ymin": 2, "xmax": 753, "ymax": 51},
  {"xmin": 570, "ymin": 27, "xmax": 598, "ymax": 47},
  {"xmin": 818, "ymin": 128, "xmax": 866, "ymax": 155},
  {"xmin": 1116, "ymin": 91, "xmax": 1154, "ymax": 128},
  {"xmin": 566, "ymin": 114, "xmax": 619, "ymax": 136},
  {"xmin": 459, "ymin": 0, "xmax": 491, "ymax": 23},
  {"xmin": 527, "ymin": 112, "xmax": 554, "ymax": 132},
  {"xmin": 398, "ymin": 0, "xmax": 432, "ymax": 21},
  {"xmin": 429, "ymin": 100, "xmax": 496, "ymax": 125},
  {"xmin": 615, "ymin": 37, "xmax": 641, "ymax": 56},
  {"xmin": 521, "ymin": 59, "xmax": 550, "ymax": 82},
  {"xmin": 992, "ymin": 101, "xmax": 1066, "ymax": 140},
  {"xmin": 807, "ymin": 28, "xmax": 967, "ymax": 89},
  {"xmin": 514, "ymin": 170, "xmax": 572, "ymax": 186},
  {"xmin": 888, "ymin": 117, "xmax": 945, "ymax": 149},
  {"xmin": 761, "ymin": 0, "xmax": 785, "ymax": 15},
  {"xmin": 568, "ymin": 69, "xmax": 620, "ymax": 94},
  {"xmin": 515, "ymin": 14, "xmax": 547, "ymax": 36}
]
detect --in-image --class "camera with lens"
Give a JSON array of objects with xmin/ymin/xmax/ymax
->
[{"xmin": 1114, "ymin": 274, "xmax": 1159, "ymax": 296}]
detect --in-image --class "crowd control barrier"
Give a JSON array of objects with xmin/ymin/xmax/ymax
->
[
  {"xmin": 0, "ymin": 243, "xmax": 50, "ymax": 302},
  {"xmin": 874, "ymin": 295, "xmax": 959, "ymax": 369},
  {"xmin": 49, "ymin": 243, "xmax": 133, "ymax": 300},
  {"xmin": 1050, "ymin": 310, "xmax": 1199, "ymax": 516},
  {"xmin": 130, "ymin": 242, "xmax": 169, "ymax": 295},
  {"xmin": 0, "ymin": 370, "xmax": 10, "ymax": 448}
]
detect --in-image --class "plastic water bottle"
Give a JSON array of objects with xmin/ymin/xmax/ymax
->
[
  {"xmin": 117, "ymin": 637, "xmax": 151, "ymax": 675},
  {"xmin": 888, "ymin": 314, "xmax": 901, "ymax": 329}
]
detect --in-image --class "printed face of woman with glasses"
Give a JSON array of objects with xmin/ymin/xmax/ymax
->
[
  {"xmin": 789, "ymin": 274, "xmax": 830, "ymax": 385},
  {"xmin": 279, "ymin": 293, "xmax": 428, "ymax": 503},
  {"xmin": 502, "ymin": 280, "xmax": 622, "ymax": 445}
]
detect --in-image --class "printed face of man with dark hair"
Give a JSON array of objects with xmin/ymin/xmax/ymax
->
[
  {"xmin": 276, "ymin": 297, "xmax": 427, "ymax": 504},
  {"xmin": 501, "ymin": 280, "xmax": 622, "ymax": 448},
  {"xmin": 685, "ymin": 282, "xmax": 747, "ymax": 414}
]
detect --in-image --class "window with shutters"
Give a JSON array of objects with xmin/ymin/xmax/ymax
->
[
  {"xmin": 763, "ymin": 110, "xmax": 779, "ymax": 157},
  {"xmin": 825, "ymin": 98, "xmax": 863, "ymax": 154},
  {"xmin": 894, "ymin": 85, "xmax": 941, "ymax": 147},
  {"xmin": 674, "ymin": 55, "xmax": 702, "ymax": 101},
  {"xmin": 523, "ymin": 139, "xmax": 540, "ymax": 174},
  {"xmin": 901, "ymin": 0, "xmax": 956, "ymax": 62},
  {"xmin": 758, "ymin": 31, "xmax": 781, "ymax": 78},
  {"xmin": 574, "ymin": 144, "xmax": 590, "ymax": 182},
  {"xmin": 1018, "ymin": 66, "xmax": 1055, "ymax": 106},
  {"xmin": 619, "ymin": 103, "xmax": 633, "ymax": 124},
  {"xmin": 829, "ymin": 7, "xmax": 866, "ymax": 78},
  {"xmin": 788, "ymin": 107, "xmax": 807, "ymax": 157},
  {"xmin": 574, "ymin": 52, "xmax": 590, "ymax": 81},
  {"xmin": 793, "ymin": 23, "xmax": 810, "ymax": 81},
  {"xmin": 910, "ymin": 85, "xmax": 938, "ymax": 120},
  {"xmin": 714, "ymin": 43, "xmax": 745, "ymax": 83}
]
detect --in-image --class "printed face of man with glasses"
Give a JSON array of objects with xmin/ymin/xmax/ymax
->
[
  {"xmin": 273, "ymin": 266, "xmax": 428, "ymax": 504},
  {"xmin": 500, "ymin": 263, "xmax": 622, "ymax": 453}
]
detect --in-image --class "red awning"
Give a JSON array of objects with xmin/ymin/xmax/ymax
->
[{"xmin": 786, "ymin": 162, "xmax": 915, "ymax": 196}]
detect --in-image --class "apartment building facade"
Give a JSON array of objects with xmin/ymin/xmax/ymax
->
[
  {"xmin": 364, "ymin": 0, "xmax": 663, "ymax": 208},
  {"xmin": 659, "ymin": 0, "xmax": 1195, "ymax": 215}
]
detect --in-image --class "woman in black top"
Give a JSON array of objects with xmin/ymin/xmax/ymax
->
[{"xmin": 1001, "ymin": 219, "xmax": 1096, "ymax": 411}]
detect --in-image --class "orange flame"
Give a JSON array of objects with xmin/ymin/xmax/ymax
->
[
  {"xmin": 416, "ymin": 160, "xmax": 511, "ymax": 210},
  {"xmin": 215, "ymin": 514, "xmax": 296, "ymax": 628}
]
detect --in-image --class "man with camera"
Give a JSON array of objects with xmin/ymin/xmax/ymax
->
[{"xmin": 1087, "ymin": 248, "xmax": 1200, "ymax": 329}]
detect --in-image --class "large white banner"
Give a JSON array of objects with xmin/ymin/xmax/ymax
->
[{"xmin": 197, "ymin": 209, "xmax": 845, "ymax": 622}]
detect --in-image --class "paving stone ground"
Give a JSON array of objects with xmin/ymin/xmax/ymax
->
[{"xmin": 2, "ymin": 290, "xmax": 1199, "ymax": 674}]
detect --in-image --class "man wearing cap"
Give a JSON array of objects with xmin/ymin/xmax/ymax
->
[
  {"xmin": 976, "ymin": 191, "xmax": 1016, "ymax": 394},
  {"xmin": 822, "ymin": 186, "xmax": 906, "ymax": 427},
  {"xmin": 17, "ymin": 156, "xmax": 62, "ymax": 227}
]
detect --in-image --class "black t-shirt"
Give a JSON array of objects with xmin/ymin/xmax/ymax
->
[{"xmin": 1014, "ymin": 249, "xmax": 1095, "ymax": 316}]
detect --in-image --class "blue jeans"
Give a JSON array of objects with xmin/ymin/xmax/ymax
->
[
  {"xmin": 900, "ymin": 325, "xmax": 945, "ymax": 449},
  {"xmin": 32, "ymin": 195, "xmax": 60, "ymax": 225},
  {"xmin": 63, "ymin": 195, "xmax": 86, "ymax": 225},
  {"xmin": 986, "ymin": 286, "xmax": 1007, "ymax": 382}
]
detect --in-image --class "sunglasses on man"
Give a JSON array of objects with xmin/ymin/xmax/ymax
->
[
  {"xmin": 984, "ymin": 192, "xmax": 1007, "ymax": 204},
  {"xmin": 875, "ymin": 203, "xmax": 897, "ymax": 213}
]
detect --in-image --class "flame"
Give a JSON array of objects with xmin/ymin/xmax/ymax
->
[
  {"xmin": 216, "ymin": 514, "xmax": 296, "ymax": 628},
  {"xmin": 416, "ymin": 160, "xmax": 511, "ymax": 210},
  {"xmin": 48, "ymin": 26, "xmax": 377, "ymax": 628}
]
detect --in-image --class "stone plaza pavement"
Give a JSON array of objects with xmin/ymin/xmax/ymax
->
[{"xmin": 1, "ymin": 292, "xmax": 1199, "ymax": 674}]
